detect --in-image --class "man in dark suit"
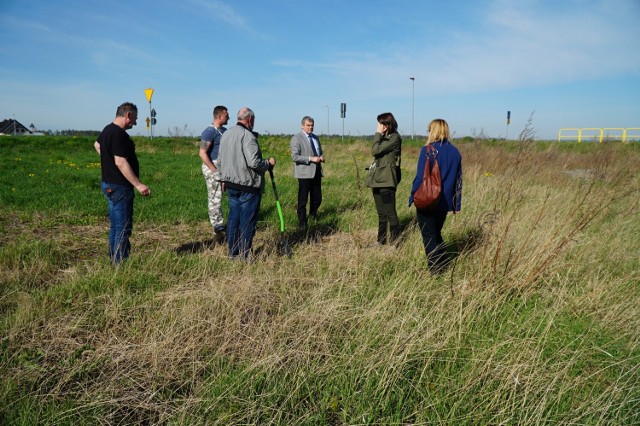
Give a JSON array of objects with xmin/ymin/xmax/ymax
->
[{"xmin": 290, "ymin": 116, "xmax": 325, "ymax": 229}]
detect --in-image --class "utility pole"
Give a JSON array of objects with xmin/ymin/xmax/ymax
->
[
  {"xmin": 340, "ymin": 103, "xmax": 346, "ymax": 143},
  {"xmin": 324, "ymin": 105, "xmax": 330, "ymax": 136},
  {"xmin": 410, "ymin": 77, "xmax": 415, "ymax": 140}
]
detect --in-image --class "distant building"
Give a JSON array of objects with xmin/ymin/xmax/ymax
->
[
  {"xmin": 0, "ymin": 119, "xmax": 33, "ymax": 135},
  {"xmin": 28, "ymin": 123, "xmax": 45, "ymax": 136}
]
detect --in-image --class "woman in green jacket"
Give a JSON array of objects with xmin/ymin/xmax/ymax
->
[{"xmin": 366, "ymin": 112, "xmax": 402, "ymax": 245}]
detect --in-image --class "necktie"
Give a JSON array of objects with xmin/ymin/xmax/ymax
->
[{"xmin": 308, "ymin": 134, "xmax": 318, "ymax": 156}]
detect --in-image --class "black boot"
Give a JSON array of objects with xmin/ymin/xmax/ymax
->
[
  {"xmin": 377, "ymin": 222, "xmax": 388, "ymax": 245},
  {"xmin": 429, "ymin": 250, "xmax": 450, "ymax": 275},
  {"xmin": 389, "ymin": 225, "xmax": 401, "ymax": 245},
  {"xmin": 297, "ymin": 209, "xmax": 308, "ymax": 231}
]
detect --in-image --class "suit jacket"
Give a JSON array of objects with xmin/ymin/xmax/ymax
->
[{"xmin": 290, "ymin": 131, "xmax": 323, "ymax": 179}]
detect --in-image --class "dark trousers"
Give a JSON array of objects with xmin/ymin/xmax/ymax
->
[
  {"xmin": 416, "ymin": 208, "xmax": 449, "ymax": 272},
  {"xmin": 372, "ymin": 187, "xmax": 400, "ymax": 244},
  {"xmin": 297, "ymin": 168, "xmax": 322, "ymax": 225}
]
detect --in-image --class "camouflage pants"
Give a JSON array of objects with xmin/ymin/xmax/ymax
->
[{"xmin": 202, "ymin": 163, "xmax": 224, "ymax": 231}]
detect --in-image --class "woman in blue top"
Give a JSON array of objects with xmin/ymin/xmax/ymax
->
[{"xmin": 409, "ymin": 119, "xmax": 462, "ymax": 273}]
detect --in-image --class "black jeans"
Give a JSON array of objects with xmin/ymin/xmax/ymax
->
[
  {"xmin": 416, "ymin": 208, "xmax": 449, "ymax": 272},
  {"xmin": 297, "ymin": 168, "xmax": 322, "ymax": 225},
  {"xmin": 372, "ymin": 187, "xmax": 399, "ymax": 244}
]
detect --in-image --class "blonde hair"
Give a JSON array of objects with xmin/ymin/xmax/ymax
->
[{"xmin": 426, "ymin": 119, "xmax": 450, "ymax": 145}]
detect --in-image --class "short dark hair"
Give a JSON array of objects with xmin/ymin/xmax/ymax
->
[
  {"xmin": 301, "ymin": 116, "xmax": 314, "ymax": 125},
  {"xmin": 377, "ymin": 112, "xmax": 398, "ymax": 134},
  {"xmin": 213, "ymin": 105, "xmax": 228, "ymax": 118},
  {"xmin": 116, "ymin": 102, "xmax": 137, "ymax": 118}
]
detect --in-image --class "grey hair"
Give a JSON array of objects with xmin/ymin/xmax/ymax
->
[
  {"xmin": 237, "ymin": 107, "xmax": 255, "ymax": 121},
  {"xmin": 301, "ymin": 116, "xmax": 314, "ymax": 125}
]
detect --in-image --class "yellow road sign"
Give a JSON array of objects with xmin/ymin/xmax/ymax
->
[{"xmin": 144, "ymin": 88, "xmax": 154, "ymax": 103}]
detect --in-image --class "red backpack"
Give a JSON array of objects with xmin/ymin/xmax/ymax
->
[{"xmin": 413, "ymin": 144, "xmax": 442, "ymax": 210}]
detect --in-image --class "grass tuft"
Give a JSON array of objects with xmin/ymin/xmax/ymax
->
[{"xmin": 1, "ymin": 134, "xmax": 638, "ymax": 424}]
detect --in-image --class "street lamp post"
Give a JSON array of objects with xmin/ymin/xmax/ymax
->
[
  {"xmin": 324, "ymin": 105, "xmax": 330, "ymax": 136},
  {"xmin": 410, "ymin": 77, "xmax": 415, "ymax": 140}
]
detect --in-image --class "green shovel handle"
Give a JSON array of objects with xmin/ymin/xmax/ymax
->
[
  {"xmin": 269, "ymin": 169, "xmax": 286, "ymax": 233},
  {"xmin": 276, "ymin": 200, "xmax": 285, "ymax": 233}
]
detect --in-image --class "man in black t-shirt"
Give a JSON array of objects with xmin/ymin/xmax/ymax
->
[{"xmin": 94, "ymin": 102, "xmax": 151, "ymax": 263}]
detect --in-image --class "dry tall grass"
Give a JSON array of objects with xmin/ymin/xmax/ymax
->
[{"xmin": 1, "ymin": 134, "xmax": 638, "ymax": 424}]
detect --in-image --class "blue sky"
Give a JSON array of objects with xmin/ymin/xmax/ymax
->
[{"xmin": 1, "ymin": 0, "xmax": 639, "ymax": 139}]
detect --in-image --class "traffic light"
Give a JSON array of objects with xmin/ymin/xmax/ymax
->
[{"xmin": 150, "ymin": 109, "xmax": 157, "ymax": 125}]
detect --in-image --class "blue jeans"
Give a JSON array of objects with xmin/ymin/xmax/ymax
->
[
  {"xmin": 101, "ymin": 181, "xmax": 134, "ymax": 263},
  {"xmin": 226, "ymin": 188, "xmax": 262, "ymax": 259}
]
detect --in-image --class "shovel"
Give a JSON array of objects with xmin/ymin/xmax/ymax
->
[{"xmin": 268, "ymin": 169, "xmax": 293, "ymax": 257}]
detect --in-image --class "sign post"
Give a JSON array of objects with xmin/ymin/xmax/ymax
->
[
  {"xmin": 340, "ymin": 102, "xmax": 346, "ymax": 143},
  {"xmin": 145, "ymin": 88, "xmax": 155, "ymax": 139}
]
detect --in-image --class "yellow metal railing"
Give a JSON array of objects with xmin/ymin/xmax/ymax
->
[{"xmin": 558, "ymin": 128, "xmax": 640, "ymax": 143}]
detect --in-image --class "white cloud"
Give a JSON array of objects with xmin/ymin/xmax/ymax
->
[
  {"xmin": 424, "ymin": 0, "xmax": 640, "ymax": 92},
  {"xmin": 0, "ymin": 15, "xmax": 51, "ymax": 33},
  {"xmin": 89, "ymin": 38, "xmax": 160, "ymax": 68},
  {"xmin": 273, "ymin": 0, "xmax": 640, "ymax": 99},
  {"xmin": 185, "ymin": 0, "xmax": 270, "ymax": 39}
]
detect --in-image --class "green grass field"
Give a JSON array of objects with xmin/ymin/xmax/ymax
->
[{"xmin": 1, "ymin": 133, "xmax": 639, "ymax": 424}]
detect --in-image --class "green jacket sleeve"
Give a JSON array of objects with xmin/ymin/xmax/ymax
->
[{"xmin": 372, "ymin": 132, "xmax": 401, "ymax": 158}]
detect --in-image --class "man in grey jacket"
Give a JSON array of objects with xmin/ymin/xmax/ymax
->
[
  {"xmin": 218, "ymin": 107, "xmax": 276, "ymax": 259},
  {"xmin": 290, "ymin": 116, "xmax": 325, "ymax": 229}
]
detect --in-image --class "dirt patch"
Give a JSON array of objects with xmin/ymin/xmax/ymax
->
[{"xmin": 562, "ymin": 168, "xmax": 602, "ymax": 179}]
